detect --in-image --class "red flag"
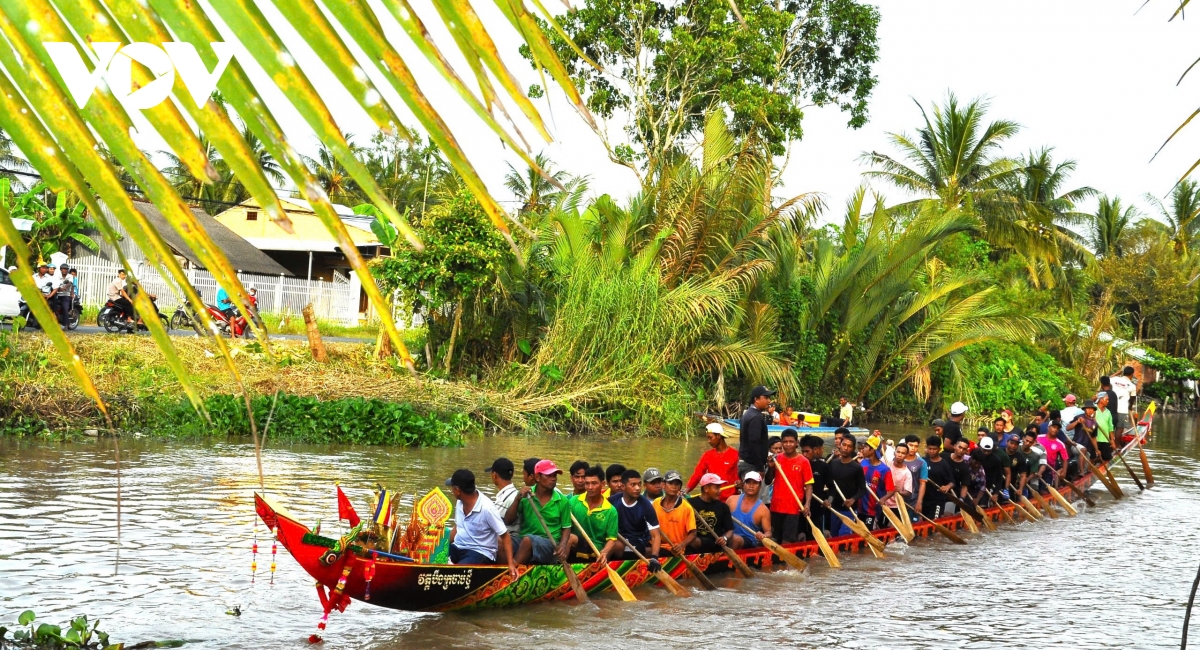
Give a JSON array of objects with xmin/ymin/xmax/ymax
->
[{"xmin": 336, "ymin": 485, "xmax": 360, "ymax": 527}]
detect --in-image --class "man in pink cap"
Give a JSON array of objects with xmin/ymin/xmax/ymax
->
[
  {"xmin": 687, "ymin": 473, "xmax": 735, "ymax": 553},
  {"xmin": 1060, "ymin": 394, "xmax": 1083, "ymax": 434},
  {"xmin": 512, "ymin": 460, "xmax": 577, "ymax": 565}
]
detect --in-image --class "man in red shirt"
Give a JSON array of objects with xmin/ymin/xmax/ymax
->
[
  {"xmin": 765, "ymin": 428, "xmax": 814, "ymax": 543},
  {"xmin": 687, "ymin": 423, "xmax": 739, "ymax": 498}
]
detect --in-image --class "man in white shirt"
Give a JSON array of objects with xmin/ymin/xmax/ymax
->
[
  {"xmin": 1110, "ymin": 366, "xmax": 1137, "ymax": 435},
  {"xmin": 487, "ymin": 457, "xmax": 522, "ymax": 552},
  {"xmin": 445, "ymin": 469, "xmax": 518, "ymax": 577},
  {"xmin": 1059, "ymin": 394, "xmax": 1084, "ymax": 439}
]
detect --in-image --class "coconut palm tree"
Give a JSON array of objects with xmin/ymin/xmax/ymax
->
[
  {"xmin": 303, "ymin": 134, "xmax": 367, "ymax": 206},
  {"xmin": 1145, "ymin": 179, "xmax": 1200, "ymax": 256},
  {"xmin": 0, "ymin": 127, "xmax": 31, "ymax": 190},
  {"xmin": 504, "ymin": 152, "xmax": 569, "ymax": 215},
  {"xmin": 1012, "ymin": 147, "xmax": 1097, "ymax": 289},
  {"xmin": 861, "ymin": 94, "xmax": 1063, "ymax": 266},
  {"xmin": 1088, "ymin": 196, "xmax": 1141, "ymax": 259}
]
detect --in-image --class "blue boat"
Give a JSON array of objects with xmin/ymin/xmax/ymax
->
[{"xmin": 721, "ymin": 418, "xmax": 869, "ymax": 437}]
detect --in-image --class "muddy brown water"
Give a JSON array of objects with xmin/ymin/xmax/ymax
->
[{"xmin": 2, "ymin": 418, "xmax": 1198, "ymax": 649}]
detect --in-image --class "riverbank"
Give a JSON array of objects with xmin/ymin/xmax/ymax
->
[{"xmin": 0, "ymin": 332, "xmax": 576, "ymax": 443}]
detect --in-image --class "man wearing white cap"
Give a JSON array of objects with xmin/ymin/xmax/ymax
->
[
  {"xmin": 686, "ymin": 422, "xmax": 740, "ymax": 498},
  {"xmin": 944, "ymin": 401, "xmax": 968, "ymax": 446},
  {"xmin": 726, "ymin": 471, "xmax": 771, "ymax": 549}
]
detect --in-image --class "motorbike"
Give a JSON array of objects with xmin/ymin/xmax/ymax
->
[
  {"xmin": 97, "ymin": 294, "xmax": 168, "ymax": 333},
  {"xmin": 171, "ymin": 293, "xmax": 262, "ymax": 338},
  {"xmin": 17, "ymin": 296, "xmax": 39, "ymax": 330}
]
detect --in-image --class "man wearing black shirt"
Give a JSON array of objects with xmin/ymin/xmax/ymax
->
[
  {"xmin": 688, "ymin": 474, "xmax": 735, "ymax": 553},
  {"xmin": 822, "ymin": 434, "xmax": 866, "ymax": 537},
  {"xmin": 943, "ymin": 401, "xmax": 968, "ymax": 446},
  {"xmin": 739, "ymin": 386, "xmax": 774, "ymax": 476},
  {"xmin": 923, "ymin": 434, "xmax": 954, "ymax": 519},
  {"xmin": 801, "ymin": 435, "xmax": 830, "ymax": 537},
  {"xmin": 1005, "ymin": 435, "xmax": 1029, "ymax": 495},
  {"xmin": 946, "ymin": 438, "xmax": 973, "ymax": 506},
  {"xmin": 977, "ymin": 436, "xmax": 1008, "ymax": 498}
]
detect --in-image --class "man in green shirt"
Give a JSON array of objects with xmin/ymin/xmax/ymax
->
[
  {"xmin": 569, "ymin": 466, "xmax": 621, "ymax": 563},
  {"xmin": 1094, "ymin": 395, "xmax": 1115, "ymax": 462},
  {"xmin": 509, "ymin": 460, "xmax": 576, "ymax": 565}
]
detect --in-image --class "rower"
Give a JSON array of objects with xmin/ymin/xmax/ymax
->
[
  {"xmin": 568, "ymin": 466, "xmax": 620, "ymax": 564},
  {"xmin": 1037, "ymin": 422, "xmax": 1068, "ymax": 487},
  {"xmin": 977, "ymin": 436, "xmax": 1010, "ymax": 501},
  {"xmin": 944, "ymin": 401, "xmax": 968, "ymax": 446},
  {"xmin": 902, "ymin": 434, "xmax": 928, "ymax": 521},
  {"xmin": 801, "ymin": 435, "xmax": 830, "ymax": 537},
  {"xmin": 931, "ymin": 419, "xmax": 946, "ymax": 449},
  {"xmin": 569, "ymin": 460, "xmax": 590, "ymax": 496},
  {"xmin": 762, "ymin": 437, "xmax": 783, "ymax": 508},
  {"xmin": 512, "ymin": 460, "xmax": 576, "ymax": 565},
  {"xmin": 966, "ymin": 450, "xmax": 989, "ymax": 506},
  {"xmin": 1005, "ymin": 434, "xmax": 1029, "ymax": 496},
  {"xmin": 687, "ymin": 474, "xmax": 736, "ymax": 553},
  {"xmin": 605, "ymin": 464, "xmax": 627, "ymax": 498},
  {"xmin": 1023, "ymin": 429, "xmax": 1051, "ymax": 493},
  {"xmin": 686, "ymin": 423, "xmax": 739, "ymax": 498},
  {"xmin": 827, "ymin": 427, "xmax": 848, "ymax": 463},
  {"xmin": 1095, "ymin": 394, "xmax": 1116, "ymax": 462},
  {"xmin": 923, "ymin": 434, "xmax": 954, "ymax": 519},
  {"xmin": 823, "ymin": 433, "xmax": 866, "ymax": 536},
  {"xmin": 727, "ymin": 471, "xmax": 772, "ymax": 549},
  {"xmin": 642, "ymin": 468, "xmax": 665, "ymax": 500},
  {"xmin": 487, "ymin": 457, "xmax": 523, "ymax": 556},
  {"xmin": 653, "ymin": 470, "xmax": 697, "ymax": 555},
  {"xmin": 946, "ymin": 438, "xmax": 973, "ymax": 507},
  {"xmin": 885, "ymin": 445, "xmax": 913, "ymax": 523},
  {"xmin": 521, "ymin": 458, "xmax": 540, "ymax": 487},
  {"xmin": 859, "ymin": 436, "xmax": 894, "ymax": 530},
  {"xmin": 765, "ymin": 428, "xmax": 813, "ymax": 543},
  {"xmin": 445, "ymin": 469, "xmax": 518, "ymax": 578},
  {"xmin": 992, "ymin": 417, "xmax": 1013, "ymax": 446},
  {"xmin": 613, "ymin": 469, "xmax": 662, "ymax": 563}
]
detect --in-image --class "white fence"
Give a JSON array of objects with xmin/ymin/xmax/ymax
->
[{"xmin": 71, "ymin": 257, "xmax": 358, "ymax": 324}]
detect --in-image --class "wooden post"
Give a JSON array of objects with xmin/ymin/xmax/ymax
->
[
  {"xmin": 302, "ymin": 303, "xmax": 328, "ymax": 362},
  {"xmin": 375, "ymin": 327, "xmax": 393, "ymax": 360}
]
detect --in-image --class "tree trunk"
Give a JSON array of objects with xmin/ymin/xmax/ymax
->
[
  {"xmin": 443, "ymin": 298, "xmax": 463, "ymax": 375},
  {"xmin": 375, "ymin": 326, "xmax": 393, "ymax": 360},
  {"xmin": 302, "ymin": 303, "xmax": 328, "ymax": 362}
]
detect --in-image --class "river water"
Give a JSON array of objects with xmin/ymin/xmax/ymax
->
[{"xmin": 2, "ymin": 418, "xmax": 1198, "ymax": 649}]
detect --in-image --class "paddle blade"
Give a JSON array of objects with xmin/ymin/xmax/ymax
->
[
  {"xmin": 564, "ymin": 563, "xmax": 590, "ymax": 603},
  {"xmin": 762, "ymin": 537, "xmax": 808, "ymax": 571},
  {"xmin": 1139, "ymin": 447, "xmax": 1155, "ymax": 486},
  {"xmin": 932, "ymin": 521, "xmax": 969, "ymax": 545},
  {"xmin": 725, "ymin": 547, "xmax": 756, "ymax": 578},
  {"xmin": 1032, "ymin": 491, "xmax": 1060, "ymax": 519},
  {"xmin": 655, "ymin": 570, "xmax": 691, "ymax": 597},
  {"xmin": 606, "ymin": 566, "xmax": 637, "ymax": 602},
  {"xmin": 1047, "ymin": 486, "xmax": 1078, "ymax": 516},
  {"xmin": 805, "ymin": 518, "xmax": 841, "ymax": 569},
  {"xmin": 960, "ymin": 509, "xmax": 980, "ymax": 534}
]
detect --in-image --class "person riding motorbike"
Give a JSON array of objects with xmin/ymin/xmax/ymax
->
[
  {"xmin": 106, "ymin": 270, "xmax": 134, "ymax": 324},
  {"xmin": 216, "ymin": 286, "xmax": 236, "ymax": 322}
]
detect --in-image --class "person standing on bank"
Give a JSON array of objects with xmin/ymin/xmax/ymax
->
[
  {"xmin": 445, "ymin": 469, "xmax": 519, "ymax": 578},
  {"xmin": 739, "ymin": 386, "xmax": 775, "ymax": 477},
  {"xmin": 838, "ymin": 397, "xmax": 854, "ymax": 427},
  {"xmin": 1110, "ymin": 366, "xmax": 1138, "ymax": 435}
]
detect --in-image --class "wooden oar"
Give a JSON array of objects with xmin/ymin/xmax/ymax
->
[
  {"xmin": 615, "ymin": 533, "xmax": 690, "ymax": 597},
  {"xmin": 1028, "ymin": 489, "xmax": 1059, "ymax": 519},
  {"xmin": 927, "ymin": 480, "xmax": 986, "ymax": 532},
  {"xmin": 568, "ymin": 512, "xmax": 637, "ymax": 602},
  {"xmin": 804, "ymin": 514, "xmax": 841, "ymax": 569},
  {"xmin": 1119, "ymin": 453, "xmax": 1145, "ymax": 491},
  {"xmin": 770, "ymin": 461, "xmax": 839, "ymax": 568},
  {"xmin": 986, "ymin": 492, "xmax": 1016, "ymax": 524},
  {"xmin": 861, "ymin": 487, "xmax": 914, "ymax": 543},
  {"xmin": 525, "ymin": 493, "xmax": 589, "ymax": 603},
  {"xmin": 912, "ymin": 508, "xmax": 968, "ymax": 545},
  {"xmin": 731, "ymin": 517, "xmax": 807, "ymax": 571},
  {"xmin": 831, "ymin": 484, "xmax": 886, "ymax": 556},
  {"xmin": 1079, "ymin": 453, "xmax": 1122, "ymax": 500},
  {"xmin": 658, "ymin": 527, "xmax": 718, "ymax": 590},
  {"xmin": 893, "ymin": 494, "xmax": 917, "ymax": 540},
  {"xmin": 1139, "ymin": 446, "xmax": 1155, "ymax": 487},
  {"xmin": 1045, "ymin": 484, "xmax": 1078, "ymax": 516},
  {"xmin": 1057, "ymin": 470, "xmax": 1098, "ymax": 507},
  {"xmin": 691, "ymin": 507, "xmax": 755, "ymax": 578},
  {"xmin": 1016, "ymin": 494, "xmax": 1043, "ymax": 521}
]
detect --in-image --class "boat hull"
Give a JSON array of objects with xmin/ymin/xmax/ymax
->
[{"xmin": 256, "ymin": 471, "xmax": 1095, "ymax": 613}]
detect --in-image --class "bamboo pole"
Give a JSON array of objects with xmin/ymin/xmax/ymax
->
[{"xmin": 301, "ymin": 303, "xmax": 328, "ymax": 362}]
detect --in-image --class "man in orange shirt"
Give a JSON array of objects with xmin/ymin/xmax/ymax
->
[
  {"xmin": 653, "ymin": 470, "xmax": 697, "ymax": 554},
  {"xmin": 686, "ymin": 423, "xmax": 739, "ymax": 498}
]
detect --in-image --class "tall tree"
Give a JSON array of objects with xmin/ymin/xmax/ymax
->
[
  {"xmin": 504, "ymin": 152, "xmax": 569, "ymax": 215},
  {"xmin": 303, "ymin": 133, "xmax": 366, "ymax": 206},
  {"xmin": 0, "ymin": 127, "xmax": 31, "ymax": 190},
  {"xmin": 1145, "ymin": 179, "xmax": 1200, "ymax": 257},
  {"xmin": 1088, "ymin": 195, "xmax": 1140, "ymax": 259},
  {"xmin": 539, "ymin": 0, "xmax": 880, "ymax": 178},
  {"xmin": 861, "ymin": 95, "xmax": 1064, "ymax": 277}
]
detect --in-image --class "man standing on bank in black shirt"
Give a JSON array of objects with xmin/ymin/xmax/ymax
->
[
  {"xmin": 739, "ymin": 386, "xmax": 775, "ymax": 477},
  {"xmin": 942, "ymin": 401, "xmax": 968, "ymax": 446},
  {"xmin": 801, "ymin": 434, "xmax": 830, "ymax": 537},
  {"xmin": 923, "ymin": 434, "xmax": 955, "ymax": 519}
]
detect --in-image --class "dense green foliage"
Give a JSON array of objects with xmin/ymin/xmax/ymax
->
[
  {"xmin": 534, "ymin": 0, "xmax": 879, "ymax": 171},
  {"xmin": 943, "ymin": 342, "xmax": 1075, "ymax": 415}
]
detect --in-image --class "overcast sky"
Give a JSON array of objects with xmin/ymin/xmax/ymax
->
[{"xmin": 120, "ymin": 0, "xmax": 1199, "ymax": 223}]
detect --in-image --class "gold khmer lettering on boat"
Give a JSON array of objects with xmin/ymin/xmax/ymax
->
[{"xmin": 417, "ymin": 569, "xmax": 473, "ymax": 591}]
